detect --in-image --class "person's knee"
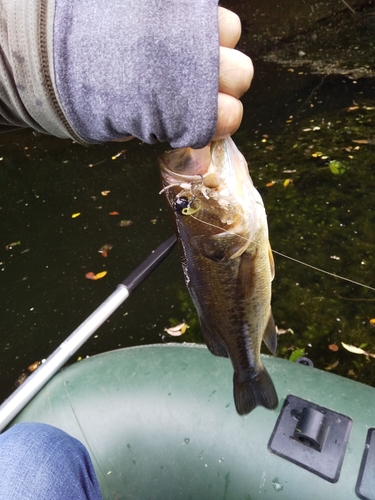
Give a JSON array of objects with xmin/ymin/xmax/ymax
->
[{"xmin": 0, "ymin": 423, "xmax": 102, "ymax": 499}]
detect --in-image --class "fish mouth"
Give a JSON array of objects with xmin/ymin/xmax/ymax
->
[
  {"xmin": 158, "ymin": 143, "xmax": 222, "ymax": 190},
  {"xmin": 159, "ymin": 145, "xmax": 211, "ymax": 176}
]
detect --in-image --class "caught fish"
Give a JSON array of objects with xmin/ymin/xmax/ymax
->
[{"xmin": 158, "ymin": 137, "xmax": 278, "ymax": 415}]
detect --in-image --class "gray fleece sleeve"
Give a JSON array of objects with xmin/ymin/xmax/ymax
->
[
  {"xmin": 53, "ymin": 0, "xmax": 219, "ymax": 148},
  {"xmin": 0, "ymin": 0, "xmax": 219, "ymax": 148}
]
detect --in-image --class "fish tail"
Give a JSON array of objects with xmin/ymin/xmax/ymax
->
[{"xmin": 233, "ymin": 367, "xmax": 278, "ymax": 415}]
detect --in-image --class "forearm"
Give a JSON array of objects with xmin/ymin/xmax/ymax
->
[
  {"xmin": 0, "ymin": 0, "xmax": 219, "ymax": 148},
  {"xmin": 0, "ymin": 0, "xmax": 85, "ymax": 142}
]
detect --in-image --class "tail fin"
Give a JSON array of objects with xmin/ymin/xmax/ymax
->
[{"xmin": 233, "ymin": 367, "xmax": 278, "ymax": 415}]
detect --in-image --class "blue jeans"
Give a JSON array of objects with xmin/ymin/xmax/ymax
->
[{"xmin": 0, "ymin": 422, "xmax": 102, "ymax": 499}]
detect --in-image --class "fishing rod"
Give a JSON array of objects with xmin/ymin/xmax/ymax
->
[{"xmin": 0, "ymin": 235, "xmax": 177, "ymax": 433}]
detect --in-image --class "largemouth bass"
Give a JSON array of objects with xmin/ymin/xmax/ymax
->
[{"xmin": 158, "ymin": 137, "xmax": 278, "ymax": 415}]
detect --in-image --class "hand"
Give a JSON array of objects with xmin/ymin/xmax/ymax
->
[
  {"xmin": 213, "ymin": 7, "xmax": 253, "ymax": 141},
  {"xmin": 113, "ymin": 7, "xmax": 253, "ymax": 145}
]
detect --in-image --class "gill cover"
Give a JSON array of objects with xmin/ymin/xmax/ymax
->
[{"xmin": 194, "ymin": 231, "xmax": 250, "ymax": 263}]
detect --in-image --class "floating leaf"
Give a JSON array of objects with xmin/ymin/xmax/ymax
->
[
  {"xmin": 283, "ymin": 178, "xmax": 293, "ymax": 188},
  {"xmin": 276, "ymin": 326, "xmax": 294, "ymax": 335},
  {"xmin": 87, "ymin": 159, "xmax": 106, "ymax": 168},
  {"xmin": 341, "ymin": 342, "xmax": 375, "ymax": 358},
  {"xmin": 328, "ymin": 344, "xmax": 339, "ymax": 352},
  {"xmin": 118, "ymin": 220, "xmax": 133, "ymax": 227},
  {"xmin": 101, "ymin": 190, "xmax": 110, "ymax": 196},
  {"xmin": 85, "ymin": 271, "xmax": 108, "ymax": 280},
  {"xmin": 98, "ymin": 244, "xmax": 113, "ymax": 258},
  {"xmin": 266, "ymin": 181, "xmax": 276, "ymax": 187},
  {"xmin": 329, "ymin": 160, "xmax": 346, "ymax": 175},
  {"xmin": 325, "ymin": 360, "xmax": 339, "ymax": 371},
  {"xmin": 289, "ymin": 347, "xmax": 305, "ymax": 362},
  {"xmin": 28, "ymin": 361, "xmax": 41, "ymax": 372},
  {"xmin": 164, "ymin": 322, "xmax": 189, "ymax": 336},
  {"xmin": 5, "ymin": 241, "xmax": 21, "ymax": 250},
  {"xmin": 109, "ymin": 211, "xmax": 119, "ymax": 216},
  {"xmin": 111, "ymin": 150, "xmax": 126, "ymax": 160},
  {"xmin": 352, "ymin": 139, "xmax": 369, "ymax": 144},
  {"xmin": 370, "ymin": 319, "xmax": 375, "ymax": 325},
  {"xmin": 15, "ymin": 373, "xmax": 28, "ymax": 386},
  {"xmin": 341, "ymin": 342, "xmax": 367, "ymax": 355},
  {"xmin": 93, "ymin": 271, "xmax": 107, "ymax": 280},
  {"xmin": 71, "ymin": 213, "xmax": 81, "ymax": 218}
]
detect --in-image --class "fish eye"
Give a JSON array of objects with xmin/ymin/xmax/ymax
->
[{"xmin": 174, "ymin": 197, "xmax": 190, "ymax": 215}]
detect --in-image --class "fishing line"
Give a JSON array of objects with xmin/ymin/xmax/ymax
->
[
  {"xmin": 161, "ymin": 179, "xmax": 374, "ymax": 292},
  {"xmin": 271, "ymin": 249, "xmax": 375, "ymax": 291},
  {"xmin": 187, "ymin": 213, "xmax": 375, "ymax": 292},
  {"xmin": 334, "ymin": 294, "xmax": 375, "ymax": 302}
]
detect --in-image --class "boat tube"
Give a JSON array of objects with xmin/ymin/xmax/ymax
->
[{"xmin": 8, "ymin": 344, "xmax": 375, "ymax": 500}]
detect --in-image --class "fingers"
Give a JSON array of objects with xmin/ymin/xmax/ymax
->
[
  {"xmin": 212, "ymin": 92, "xmax": 243, "ymax": 141},
  {"xmin": 219, "ymin": 47, "xmax": 253, "ymax": 99},
  {"xmin": 215, "ymin": 7, "xmax": 253, "ymax": 139},
  {"xmin": 218, "ymin": 7, "xmax": 241, "ymax": 48}
]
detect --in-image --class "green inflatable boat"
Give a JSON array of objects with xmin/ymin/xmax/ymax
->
[
  {"xmin": 7, "ymin": 343, "xmax": 375, "ymax": 500},
  {"xmin": 0, "ymin": 238, "xmax": 373, "ymax": 499}
]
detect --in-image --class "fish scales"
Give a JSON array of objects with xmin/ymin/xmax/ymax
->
[{"xmin": 158, "ymin": 137, "xmax": 278, "ymax": 415}]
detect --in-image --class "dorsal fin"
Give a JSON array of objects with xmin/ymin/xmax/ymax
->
[
  {"xmin": 268, "ymin": 242, "xmax": 275, "ymax": 281},
  {"xmin": 262, "ymin": 312, "xmax": 277, "ymax": 355}
]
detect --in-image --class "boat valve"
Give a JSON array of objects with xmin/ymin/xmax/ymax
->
[
  {"xmin": 268, "ymin": 395, "xmax": 352, "ymax": 482},
  {"xmin": 292, "ymin": 406, "xmax": 328, "ymax": 452}
]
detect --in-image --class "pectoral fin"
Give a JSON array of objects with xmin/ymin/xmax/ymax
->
[
  {"xmin": 237, "ymin": 250, "xmax": 256, "ymax": 300},
  {"xmin": 199, "ymin": 316, "xmax": 229, "ymax": 358},
  {"xmin": 262, "ymin": 312, "xmax": 277, "ymax": 355},
  {"xmin": 198, "ymin": 232, "xmax": 248, "ymax": 263}
]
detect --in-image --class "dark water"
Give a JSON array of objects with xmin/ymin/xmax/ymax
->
[
  {"xmin": 246, "ymin": 63, "xmax": 375, "ymax": 386},
  {"xmin": 1, "ymin": 60, "xmax": 375, "ymax": 404}
]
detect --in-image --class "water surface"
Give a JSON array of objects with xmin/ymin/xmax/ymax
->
[{"xmin": 1, "ymin": 60, "xmax": 374, "ymax": 404}]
